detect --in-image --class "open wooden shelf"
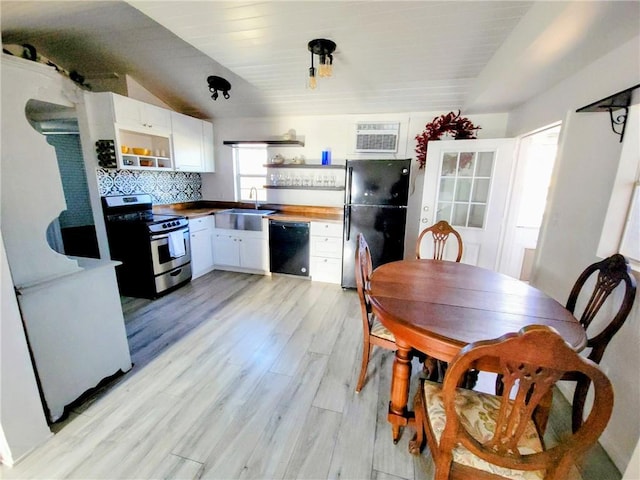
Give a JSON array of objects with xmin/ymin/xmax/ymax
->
[
  {"xmin": 264, "ymin": 163, "xmax": 344, "ymax": 169},
  {"xmin": 264, "ymin": 185, "xmax": 344, "ymax": 191},
  {"xmin": 223, "ymin": 139, "xmax": 305, "ymax": 147}
]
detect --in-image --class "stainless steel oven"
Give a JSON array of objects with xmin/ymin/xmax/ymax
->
[
  {"xmin": 150, "ymin": 226, "xmax": 191, "ymax": 275},
  {"xmin": 102, "ymin": 194, "xmax": 192, "ymax": 299}
]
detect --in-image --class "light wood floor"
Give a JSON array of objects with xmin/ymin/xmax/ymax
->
[{"xmin": 3, "ymin": 270, "xmax": 620, "ymax": 479}]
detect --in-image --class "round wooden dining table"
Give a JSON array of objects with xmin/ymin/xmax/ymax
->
[{"xmin": 368, "ymin": 259, "xmax": 587, "ymax": 443}]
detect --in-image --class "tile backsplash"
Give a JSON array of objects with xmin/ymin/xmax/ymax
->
[
  {"xmin": 97, "ymin": 168, "xmax": 202, "ymax": 204},
  {"xmin": 48, "ymin": 134, "xmax": 95, "ymax": 228}
]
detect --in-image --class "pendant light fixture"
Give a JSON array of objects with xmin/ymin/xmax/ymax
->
[{"xmin": 307, "ymin": 39, "xmax": 336, "ymax": 90}]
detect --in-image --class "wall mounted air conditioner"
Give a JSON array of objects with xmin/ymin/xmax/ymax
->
[{"xmin": 354, "ymin": 122, "xmax": 400, "ymax": 153}]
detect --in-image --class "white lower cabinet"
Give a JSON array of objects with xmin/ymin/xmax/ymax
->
[
  {"xmin": 189, "ymin": 216, "xmax": 215, "ymax": 279},
  {"xmin": 212, "ymin": 225, "xmax": 269, "ymax": 273},
  {"xmin": 213, "ymin": 233, "xmax": 240, "ymax": 268},
  {"xmin": 210, "ymin": 218, "xmax": 339, "ymax": 279},
  {"xmin": 310, "ymin": 221, "xmax": 343, "ymax": 284},
  {"xmin": 239, "ymin": 235, "xmax": 269, "ymax": 271}
]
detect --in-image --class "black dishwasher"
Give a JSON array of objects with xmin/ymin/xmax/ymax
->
[{"xmin": 269, "ymin": 220, "xmax": 310, "ymax": 277}]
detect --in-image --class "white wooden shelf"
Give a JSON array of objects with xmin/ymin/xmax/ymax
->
[{"xmin": 121, "ymin": 154, "xmax": 172, "ymax": 170}]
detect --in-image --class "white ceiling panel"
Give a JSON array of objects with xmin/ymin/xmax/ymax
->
[{"xmin": 2, "ymin": 1, "xmax": 638, "ymax": 120}]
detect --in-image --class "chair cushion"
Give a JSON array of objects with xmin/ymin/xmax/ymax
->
[
  {"xmin": 423, "ymin": 380, "xmax": 544, "ymax": 480},
  {"xmin": 371, "ymin": 318, "xmax": 395, "ymax": 342}
]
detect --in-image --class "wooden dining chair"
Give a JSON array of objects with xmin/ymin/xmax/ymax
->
[
  {"xmin": 563, "ymin": 253, "xmax": 636, "ymax": 432},
  {"xmin": 415, "ymin": 220, "xmax": 464, "ymax": 380},
  {"xmin": 495, "ymin": 254, "xmax": 636, "ymax": 432},
  {"xmin": 413, "ymin": 325, "xmax": 614, "ymax": 480},
  {"xmin": 416, "ymin": 220, "xmax": 463, "ymax": 261},
  {"xmin": 355, "ymin": 233, "xmax": 396, "ymax": 393}
]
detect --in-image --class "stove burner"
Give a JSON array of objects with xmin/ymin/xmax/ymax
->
[{"xmin": 102, "ymin": 195, "xmax": 188, "ymax": 233}]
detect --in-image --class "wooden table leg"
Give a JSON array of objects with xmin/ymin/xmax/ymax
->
[{"xmin": 387, "ymin": 343, "xmax": 413, "ymax": 443}]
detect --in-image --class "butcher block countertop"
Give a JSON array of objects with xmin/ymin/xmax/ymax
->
[{"xmin": 154, "ymin": 201, "xmax": 343, "ymax": 224}]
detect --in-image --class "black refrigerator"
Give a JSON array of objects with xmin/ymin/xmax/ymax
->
[{"xmin": 342, "ymin": 159, "xmax": 411, "ymax": 288}]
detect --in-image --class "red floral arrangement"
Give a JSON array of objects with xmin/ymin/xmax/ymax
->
[{"xmin": 415, "ymin": 111, "xmax": 481, "ymax": 169}]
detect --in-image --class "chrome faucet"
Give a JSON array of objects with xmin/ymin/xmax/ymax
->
[{"xmin": 249, "ymin": 187, "xmax": 260, "ymax": 209}]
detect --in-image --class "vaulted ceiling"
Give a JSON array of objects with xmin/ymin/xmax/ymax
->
[{"xmin": 1, "ymin": 1, "xmax": 638, "ymax": 120}]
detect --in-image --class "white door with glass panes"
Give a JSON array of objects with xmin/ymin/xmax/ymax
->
[{"xmin": 420, "ymin": 139, "xmax": 516, "ymax": 269}]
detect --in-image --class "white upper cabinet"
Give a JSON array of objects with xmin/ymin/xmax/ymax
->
[
  {"xmin": 85, "ymin": 91, "xmax": 214, "ymax": 172},
  {"xmin": 171, "ymin": 111, "xmax": 215, "ymax": 173},
  {"xmin": 112, "ymin": 93, "xmax": 171, "ymax": 133},
  {"xmin": 171, "ymin": 111, "xmax": 202, "ymax": 171},
  {"xmin": 202, "ymin": 119, "xmax": 214, "ymax": 172},
  {"xmin": 85, "ymin": 92, "xmax": 173, "ymax": 171}
]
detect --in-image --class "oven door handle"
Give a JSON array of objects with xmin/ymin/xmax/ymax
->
[{"xmin": 150, "ymin": 228, "xmax": 189, "ymax": 241}]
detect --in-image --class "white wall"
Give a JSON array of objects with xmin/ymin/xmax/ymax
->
[
  {"xmin": 0, "ymin": 231, "xmax": 52, "ymax": 466},
  {"xmin": 0, "ymin": 54, "xmax": 131, "ymax": 466},
  {"xmin": 624, "ymin": 439, "xmax": 640, "ymax": 479},
  {"xmin": 509, "ymin": 35, "xmax": 640, "ymax": 472},
  {"xmin": 599, "ymin": 103, "xmax": 640, "ymax": 259},
  {"xmin": 507, "ymin": 36, "xmax": 640, "ymax": 137},
  {"xmin": 202, "ymin": 113, "xmax": 416, "ymax": 201},
  {"xmin": 201, "ymin": 111, "xmax": 508, "ymax": 257},
  {"xmin": 125, "ymin": 76, "xmax": 173, "ymax": 110},
  {"xmin": 0, "ymin": 55, "xmax": 82, "ymax": 287}
]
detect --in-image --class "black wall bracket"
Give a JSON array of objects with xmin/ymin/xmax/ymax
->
[{"xmin": 577, "ymin": 84, "xmax": 640, "ymax": 142}]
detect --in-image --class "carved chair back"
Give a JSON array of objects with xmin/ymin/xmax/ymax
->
[
  {"xmin": 416, "ymin": 220, "xmax": 463, "ymax": 261},
  {"xmin": 566, "ymin": 253, "xmax": 636, "ymax": 364},
  {"xmin": 564, "ymin": 253, "xmax": 636, "ymax": 431},
  {"xmin": 416, "ymin": 325, "xmax": 613, "ymax": 480},
  {"xmin": 355, "ymin": 232, "xmax": 374, "ymax": 329}
]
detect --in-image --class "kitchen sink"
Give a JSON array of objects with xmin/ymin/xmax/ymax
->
[{"xmin": 214, "ymin": 208, "xmax": 276, "ymax": 231}]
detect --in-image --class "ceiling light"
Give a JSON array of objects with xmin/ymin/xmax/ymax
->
[
  {"xmin": 207, "ymin": 75, "xmax": 231, "ymax": 101},
  {"xmin": 309, "ymin": 65, "xmax": 317, "ymax": 90},
  {"xmin": 307, "ymin": 39, "xmax": 336, "ymax": 90}
]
